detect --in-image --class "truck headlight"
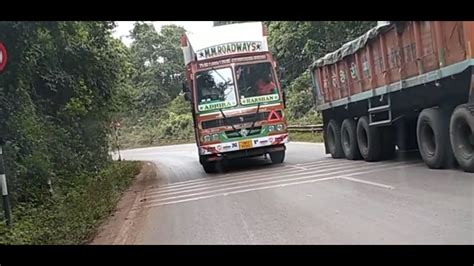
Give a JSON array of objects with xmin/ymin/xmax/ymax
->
[
  {"xmin": 268, "ymin": 125, "xmax": 275, "ymax": 132},
  {"xmin": 203, "ymin": 135, "xmax": 211, "ymax": 142},
  {"xmin": 276, "ymin": 124, "xmax": 284, "ymax": 131},
  {"xmin": 210, "ymin": 133, "xmax": 219, "ymax": 141}
]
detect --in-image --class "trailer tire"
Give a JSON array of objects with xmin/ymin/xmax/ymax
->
[
  {"xmin": 449, "ymin": 104, "xmax": 474, "ymax": 172},
  {"xmin": 326, "ymin": 119, "xmax": 345, "ymax": 159},
  {"xmin": 356, "ymin": 116, "xmax": 382, "ymax": 162},
  {"xmin": 270, "ymin": 150, "xmax": 285, "ymax": 164},
  {"xmin": 341, "ymin": 118, "xmax": 361, "ymax": 160},
  {"xmin": 417, "ymin": 108, "xmax": 455, "ymax": 169}
]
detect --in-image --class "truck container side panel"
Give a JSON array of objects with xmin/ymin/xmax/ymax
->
[
  {"xmin": 367, "ymin": 43, "xmax": 376, "ymax": 91},
  {"xmin": 336, "ymin": 61, "xmax": 349, "ymax": 98},
  {"xmin": 317, "ymin": 67, "xmax": 328, "ymax": 103},
  {"xmin": 412, "ymin": 22, "xmax": 425, "ymax": 75},
  {"xmin": 346, "ymin": 55, "xmax": 359, "ymax": 95},
  {"xmin": 420, "ymin": 22, "xmax": 438, "ymax": 73},
  {"xmin": 359, "ymin": 48, "xmax": 372, "ymax": 92},
  {"xmin": 320, "ymin": 67, "xmax": 329, "ymax": 102},
  {"xmin": 371, "ymin": 39, "xmax": 384, "ymax": 88},
  {"xmin": 333, "ymin": 63, "xmax": 341, "ymax": 98},
  {"xmin": 442, "ymin": 21, "xmax": 467, "ymax": 66},
  {"xmin": 313, "ymin": 21, "xmax": 473, "ymax": 111},
  {"xmin": 462, "ymin": 21, "xmax": 474, "ymax": 59},
  {"xmin": 344, "ymin": 60, "xmax": 353, "ymax": 97},
  {"xmin": 399, "ymin": 23, "xmax": 416, "ymax": 81},
  {"xmin": 354, "ymin": 52, "xmax": 364, "ymax": 95}
]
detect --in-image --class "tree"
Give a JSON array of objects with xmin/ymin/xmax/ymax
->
[
  {"xmin": 0, "ymin": 21, "xmax": 131, "ymax": 203},
  {"xmin": 268, "ymin": 21, "xmax": 376, "ymax": 85},
  {"xmin": 129, "ymin": 22, "xmax": 186, "ymax": 109}
]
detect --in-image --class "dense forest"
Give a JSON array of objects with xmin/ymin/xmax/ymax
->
[{"xmin": 0, "ymin": 21, "xmax": 375, "ymax": 243}]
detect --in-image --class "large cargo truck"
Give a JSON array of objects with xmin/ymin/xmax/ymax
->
[{"xmin": 310, "ymin": 21, "xmax": 474, "ymax": 172}]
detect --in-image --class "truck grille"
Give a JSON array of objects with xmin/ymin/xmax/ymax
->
[{"xmin": 201, "ymin": 111, "xmax": 282, "ymax": 129}]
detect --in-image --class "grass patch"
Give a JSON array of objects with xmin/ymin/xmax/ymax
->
[
  {"xmin": 289, "ymin": 131, "xmax": 324, "ymax": 143},
  {"xmin": 0, "ymin": 161, "xmax": 141, "ymax": 245}
]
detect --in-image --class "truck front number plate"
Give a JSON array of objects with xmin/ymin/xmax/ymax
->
[{"xmin": 239, "ymin": 140, "xmax": 253, "ymax": 150}]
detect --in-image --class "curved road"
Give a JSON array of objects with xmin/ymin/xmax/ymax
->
[{"xmin": 99, "ymin": 142, "xmax": 473, "ymax": 244}]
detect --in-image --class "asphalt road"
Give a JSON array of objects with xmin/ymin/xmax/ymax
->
[{"xmin": 108, "ymin": 142, "xmax": 474, "ymax": 244}]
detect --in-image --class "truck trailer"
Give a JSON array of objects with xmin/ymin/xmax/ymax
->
[{"xmin": 310, "ymin": 21, "xmax": 474, "ymax": 172}]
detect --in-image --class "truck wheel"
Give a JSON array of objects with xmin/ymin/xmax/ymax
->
[
  {"xmin": 270, "ymin": 150, "xmax": 285, "ymax": 164},
  {"xmin": 449, "ymin": 104, "xmax": 474, "ymax": 172},
  {"xmin": 341, "ymin": 118, "xmax": 361, "ymax": 160},
  {"xmin": 416, "ymin": 108, "xmax": 455, "ymax": 169},
  {"xmin": 356, "ymin": 116, "xmax": 382, "ymax": 161},
  {"xmin": 326, "ymin": 119, "xmax": 344, "ymax": 159},
  {"xmin": 202, "ymin": 162, "xmax": 216, "ymax": 173},
  {"xmin": 381, "ymin": 126, "xmax": 396, "ymax": 160},
  {"xmin": 202, "ymin": 160, "xmax": 226, "ymax": 173}
]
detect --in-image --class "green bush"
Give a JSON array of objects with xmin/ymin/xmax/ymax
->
[{"xmin": 0, "ymin": 161, "xmax": 141, "ymax": 245}]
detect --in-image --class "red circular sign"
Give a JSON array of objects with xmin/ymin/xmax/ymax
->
[{"xmin": 0, "ymin": 42, "xmax": 8, "ymax": 72}]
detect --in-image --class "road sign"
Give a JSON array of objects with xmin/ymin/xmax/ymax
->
[{"xmin": 0, "ymin": 42, "xmax": 7, "ymax": 72}]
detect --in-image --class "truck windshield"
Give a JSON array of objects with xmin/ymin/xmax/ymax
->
[
  {"xmin": 235, "ymin": 62, "xmax": 280, "ymax": 105},
  {"xmin": 195, "ymin": 67, "xmax": 237, "ymax": 112}
]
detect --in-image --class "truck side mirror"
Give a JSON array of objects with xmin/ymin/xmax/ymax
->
[
  {"xmin": 184, "ymin": 92, "xmax": 191, "ymax": 102},
  {"xmin": 182, "ymin": 82, "xmax": 190, "ymax": 93},
  {"xmin": 278, "ymin": 67, "xmax": 286, "ymax": 81}
]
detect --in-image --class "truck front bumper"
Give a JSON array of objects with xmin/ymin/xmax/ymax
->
[{"xmin": 198, "ymin": 133, "xmax": 289, "ymax": 156}]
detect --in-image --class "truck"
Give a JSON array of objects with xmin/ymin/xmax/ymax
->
[
  {"xmin": 310, "ymin": 21, "xmax": 474, "ymax": 172},
  {"xmin": 180, "ymin": 22, "xmax": 289, "ymax": 173}
]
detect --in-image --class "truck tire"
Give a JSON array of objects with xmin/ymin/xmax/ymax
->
[
  {"xmin": 449, "ymin": 104, "xmax": 474, "ymax": 172},
  {"xmin": 341, "ymin": 118, "xmax": 361, "ymax": 160},
  {"xmin": 326, "ymin": 119, "xmax": 344, "ymax": 159},
  {"xmin": 381, "ymin": 126, "xmax": 396, "ymax": 160},
  {"xmin": 202, "ymin": 162, "xmax": 216, "ymax": 173},
  {"xmin": 203, "ymin": 161, "xmax": 226, "ymax": 173},
  {"xmin": 356, "ymin": 116, "xmax": 382, "ymax": 161},
  {"xmin": 416, "ymin": 108, "xmax": 455, "ymax": 169},
  {"xmin": 270, "ymin": 150, "xmax": 285, "ymax": 164}
]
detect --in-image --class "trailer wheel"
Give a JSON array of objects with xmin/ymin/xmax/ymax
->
[
  {"xmin": 449, "ymin": 104, "xmax": 474, "ymax": 172},
  {"xmin": 356, "ymin": 116, "xmax": 382, "ymax": 161},
  {"xmin": 416, "ymin": 108, "xmax": 455, "ymax": 169},
  {"xmin": 381, "ymin": 126, "xmax": 396, "ymax": 160},
  {"xmin": 341, "ymin": 118, "xmax": 361, "ymax": 160},
  {"xmin": 326, "ymin": 119, "xmax": 344, "ymax": 159},
  {"xmin": 270, "ymin": 150, "xmax": 285, "ymax": 164}
]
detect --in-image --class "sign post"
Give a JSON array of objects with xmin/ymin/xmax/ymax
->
[
  {"xmin": 0, "ymin": 42, "xmax": 8, "ymax": 72},
  {"xmin": 0, "ymin": 42, "xmax": 12, "ymax": 226}
]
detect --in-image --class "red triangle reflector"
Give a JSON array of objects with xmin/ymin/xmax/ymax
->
[{"xmin": 267, "ymin": 110, "xmax": 281, "ymax": 122}]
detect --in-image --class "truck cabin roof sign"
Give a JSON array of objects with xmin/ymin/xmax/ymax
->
[
  {"xmin": 0, "ymin": 42, "xmax": 7, "ymax": 72},
  {"xmin": 196, "ymin": 41, "xmax": 263, "ymax": 60}
]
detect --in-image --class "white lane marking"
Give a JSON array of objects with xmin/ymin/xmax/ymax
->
[
  {"xmin": 147, "ymin": 160, "xmax": 366, "ymax": 195},
  {"xmin": 287, "ymin": 165, "xmax": 309, "ymax": 170},
  {"xmin": 143, "ymin": 177, "xmax": 338, "ymax": 208},
  {"xmin": 153, "ymin": 158, "xmax": 378, "ymax": 190},
  {"xmin": 339, "ymin": 176, "xmax": 395, "ymax": 190},
  {"xmin": 141, "ymin": 162, "xmax": 422, "ymax": 207}
]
